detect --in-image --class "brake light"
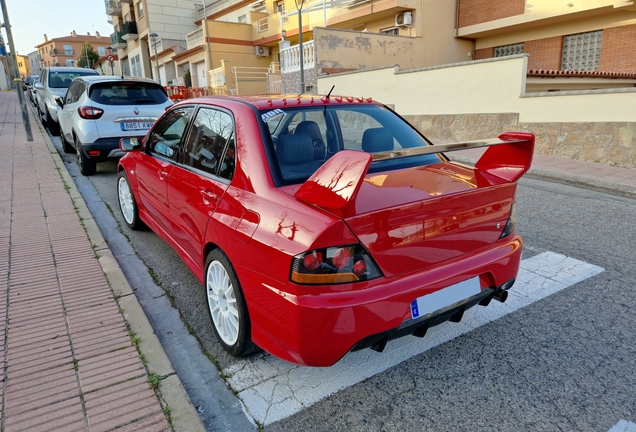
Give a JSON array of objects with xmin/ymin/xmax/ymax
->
[
  {"xmin": 78, "ymin": 106, "xmax": 104, "ymax": 119},
  {"xmin": 291, "ymin": 244, "xmax": 382, "ymax": 285}
]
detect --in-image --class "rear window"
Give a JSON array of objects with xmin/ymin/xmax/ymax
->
[
  {"xmin": 48, "ymin": 71, "xmax": 98, "ymax": 88},
  {"xmin": 260, "ymin": 104, "xmax": 442, "ymax": 185},
  {"xmin": 88, "ymin": 82, "xmax": 169, "ymax": 106}
]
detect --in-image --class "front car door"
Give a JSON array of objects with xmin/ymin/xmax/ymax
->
[
  {"xmin": 135, "ymin": 106, "xmax": 195, "ymax": 235},
  {"xmin": 168, "ymin": 106, "xmax": 236, "ymax": 271}
]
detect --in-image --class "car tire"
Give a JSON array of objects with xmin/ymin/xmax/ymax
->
[
  {"xmin": 205, "ymin": 249, "xmax": 257, "ymax": 357},
  {"xmin": 76, "ymin": 136, "xmax": 96, "ymax": 176},
  {"xmin": 117, "ymin": 171, "xmax": 146, "ymax": 230},
  {"xmin": 61, "ymin": 132, "xmax": 75, "ymax": 154},
  {"xmin": 46, "ymin": 109, "xmax": 60, "ymax": 136}
]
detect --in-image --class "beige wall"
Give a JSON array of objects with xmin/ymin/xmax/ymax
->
[
  {"xmin": 317, "ymin": 55, "xmax": 636, "ymax": 123},
  {"xmin": 317, "ymin": 55, "xmax": 636, "ymax": 167}
]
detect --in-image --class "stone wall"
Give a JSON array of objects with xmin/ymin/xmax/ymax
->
[
  {"xmin": 281, "ymin": 68, "xmax": 318, "ymax": 94},
  {"xmin": 403, "ymin": 113, "xmax": 636, "ymax": 168}
]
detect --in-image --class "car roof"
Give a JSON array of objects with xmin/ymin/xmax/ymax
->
[
  {"xmin": 176, "ymin": 94, "xmax": 379, "ymax": 110},
  {"xmin": 45, "ymin": 66, "xmax": 99, "ymax": 73},
  {"xmin": 76, "ymin": 75, "xmax": 161, "ymax": 85}
]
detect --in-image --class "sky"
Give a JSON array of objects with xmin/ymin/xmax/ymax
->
[{"xmin": 2, "ymin": 0, "xmax": 113, "ymax": 55}]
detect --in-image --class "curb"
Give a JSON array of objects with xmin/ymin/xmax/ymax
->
[{"xmin": 33, "ymin": 113, "xmax": 206, "ymax": 432}]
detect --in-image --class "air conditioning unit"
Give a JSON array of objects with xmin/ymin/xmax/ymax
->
[
  {"xmin": 395, "ymin": 11, "xmax": 412, "ymax": 27},
  {"xmin": 255, "ymin": 46, "xmax": 270, "ymax": 57}
]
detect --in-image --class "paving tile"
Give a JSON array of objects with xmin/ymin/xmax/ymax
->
[
  {"xmin": 73, "ymin": 334, "xmax": 133, "ymax": 361},
  {"xmin": 7, "ymin": 295, "xmax": 63, "ymax": 319},
  {"xmin": 7, "ymin": 319, "xmax": 67, "ymax": 343},
  {"xmin": 3, "ymin": 396, "xmax": 86, "ymax": 432},
  {"xmin": 6, "ymin": 337, "xmax": 71, "ymax": 364},
  {"xmin": 6, "ymin": 324, "xmax": 69, "ymax": 351},
  {"xmin": 67, "ymin": 311, "xmax": 125, "ymax": 335},
  {"xmin": 84, "ymin": 376, "xmax": 163, "ymax": 432},
  {"xmin": 108, "ymin": 411, "xmax": 171, "ymax": 431},
  {"xmin": 78, "ymin": 347, "xmax": 146, "ymax": 393},
  {"xmin": 6, "ymin": 349, "xmax": 73, "ymax": 378},
  {"xmin": 4, "ymin": 369, "xmax": 80, "ymax": 417}
]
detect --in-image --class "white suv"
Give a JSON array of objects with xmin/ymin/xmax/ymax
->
[
  {"xmin": 35, "ymin": 66, "xmax": 99, "ymax": 136},
  {"xmin": 57, "ymin": 76, "xmax": 172, "ymax": 175}
]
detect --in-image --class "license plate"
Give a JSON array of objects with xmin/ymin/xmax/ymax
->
[
  {"xmin": 410, "ymin": 277, "xmax": 481, "ymax": 319},
  {"xmin": 120, "ymin": 122, "xmax": 154, "ymax": 131}
]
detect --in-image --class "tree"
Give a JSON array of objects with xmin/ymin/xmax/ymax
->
[{"xmin": 76, "ymin": 42, "xmax": 101, "ymax": 68}]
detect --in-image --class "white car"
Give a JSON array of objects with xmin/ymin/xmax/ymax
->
[
  {"xmin": 35, "ymin": 66, "xmax": 99, "ymax": 136},
  {"xmin": 57, "ymin": 75, "xmax": 172, "ymax": 175}
]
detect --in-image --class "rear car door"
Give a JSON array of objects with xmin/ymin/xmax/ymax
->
[
  {"xmin": 136, "ymin": 106, "xmax": 194, "ymax": 234},
  {"xmin": 60, "ymin": 80, "xmax": 84, "ymax": 143},
  {"xmin": 168, "ymin": 106, "xmax": 236, "ymax": 269}
]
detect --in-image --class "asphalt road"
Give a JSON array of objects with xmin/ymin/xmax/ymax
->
[{"xmin": 48, "ymin": 132, "xmax": 636, "ymax": 431}]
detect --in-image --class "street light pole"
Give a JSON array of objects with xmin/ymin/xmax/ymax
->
[
  {"xmin": 295, "ymin": 0, "xmax": 305, "ymax": 94},
  {"xmin": 150, "ymin": 32, "xmax": 160, "ymax": 83},
  {"xmin": 0, "ymin": 0, "xmax": 32, "ymax": 141}
]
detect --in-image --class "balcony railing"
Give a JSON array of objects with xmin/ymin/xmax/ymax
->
[
  {"xmin": 121, "ymin": 21, "xmax": 138, "ymax": 40},
  {"xmin": 105, "ymin": 0, "xmax": 121, "ymax": 15},
  {"xmin": 209, "ymin": 67, "xmax": 226, "ymax": 87},
  {"xmin": 110, "ymin": 31, "xmax": 126, "ymax": 49},
  {"xmin": 195, "ymin": 0, "xmax": 235, "ymax": 20},
  {"xmin": 186, "ymin": 28, "xmax": 204, "ymax": 50},
  {"xmin": 280, "ymin": 40, "xmax": 315, "ymax": 73}
]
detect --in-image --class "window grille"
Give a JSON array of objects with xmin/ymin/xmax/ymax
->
[
  {"xmin": 562, "ymin": 30, "xmax": 602, "ymax": 71},
  {"xmin": 495, "ymin": 43, "xmax": 524, "ymax": 57},
  {"xmin": 380, "ymin": 27, "xmax": 398, "ymax": 35}
]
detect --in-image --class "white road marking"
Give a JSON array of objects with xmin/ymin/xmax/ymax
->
[
  {"xmin": 226, "ymin": 251, "xmax": 604, "ymax": 425},
  {"xmin": 608, "ymin": 420, "xmax": 636, "ymax": 432}
]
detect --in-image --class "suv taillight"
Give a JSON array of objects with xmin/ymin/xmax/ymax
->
[{"xmin": 78, "ymin": 106, "xmax": 104, "ymax": 119}]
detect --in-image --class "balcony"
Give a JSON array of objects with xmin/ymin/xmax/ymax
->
[
  {"xmin": 280, "ymin": 40, "xmax": 315, "ymax": 73},
  {"xmin": 121, "ymin": 21, "xmax": 138, "ymax": 41},
  {"xmin": 186, "ymin": 28, "xmax": 204, "ymax": 50},
  {"xmin": 51, "ymin": 48, "xmax": 75, "ymax": 57},
  {"xmin": 110, "ymin": 31, "xmax": 126, "ymax": 50},
  {"xmin": 195, "ymin": 0, "xmax": 237, "ymax": 20},
  {"xmin": 105, "ymin": 0, "xmax": 121, "ymax": 16}
]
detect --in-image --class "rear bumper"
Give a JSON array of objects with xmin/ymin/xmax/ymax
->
[{"xmin": 245, "ymin": 234, "xmax": 522, "ymax": 367}]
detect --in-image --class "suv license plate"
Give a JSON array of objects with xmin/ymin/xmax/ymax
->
[
  {"xmin": 121, "ymin": 122, "xmax": 154, "ymax": 131},
  {"xmin": 410, "ymin": 276, "xmax": 481, "ymax": 319}
]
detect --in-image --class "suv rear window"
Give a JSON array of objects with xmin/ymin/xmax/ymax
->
[
  {"xmin": 88, "ymin": 82, "xmax": 169, "ymax": 105},
  {"xmin": 48, "ymin": 71, "xmax": 98, "ymax": 88}
]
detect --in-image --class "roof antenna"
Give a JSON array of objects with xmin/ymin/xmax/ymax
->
[{"xmin": 326, "ymin": 85, "xmax": 335, "ymax": 99}]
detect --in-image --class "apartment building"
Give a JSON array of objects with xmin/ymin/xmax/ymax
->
[
  {"xmin": 106, "ymin": 0, "xmax": 199, "ymax": 84},
  {"xmin": 36, "ymin": 31, "xmax": 112, "ymax": 68},
  {"xmin": 28, "ymin": 51, "xmax": 41, "ymax": 77},
  {"xmin": 16, "ymin": 54, "xmax": 29, "ymax": 78},
  {"xmin": 458, "ymin": 0, "xmax": 636, "ymax": 91},
  {"xmin": 169, "ymin": 0, "xmax": 473, "ymax": 94}
]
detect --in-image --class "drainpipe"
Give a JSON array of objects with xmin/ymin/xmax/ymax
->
[{"xmin": 202, "ymin": 2, "xmax": 213, "ymax": 88}]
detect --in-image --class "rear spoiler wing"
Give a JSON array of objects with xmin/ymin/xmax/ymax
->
[{"xmin": 295, "ymin": 132, "xmax": 534, "ymax": 216}]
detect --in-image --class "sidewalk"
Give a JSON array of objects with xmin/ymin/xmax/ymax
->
[
  {"xmin": 0, "ymin": 91, "xmax": 203, "ymax": 431},
  {"xmin": 448, "ymin": 146, "xmax": 636, "ymax": 198}
]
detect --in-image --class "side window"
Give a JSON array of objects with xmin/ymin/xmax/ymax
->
[
  {"xmin": 183, "ymin": 107, "xmax": 235, "ymax": 180},
  {"xmin": 65, "ymin": 81, "xmax": 82, "ymax": 104},
  {"xmin": 147, "ymin": 107, "xmax": 194, "ymax": 161}
]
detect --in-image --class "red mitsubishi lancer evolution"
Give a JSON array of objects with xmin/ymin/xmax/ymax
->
[{"xmin": 117, "ymin": 94, "xmax": 534, "ymax": 367}]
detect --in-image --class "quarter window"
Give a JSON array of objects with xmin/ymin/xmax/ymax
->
[
  {"xmin": 147, "ymin": 107, "xmax": 194, "ymax": 160},
  {"xmin": 183, "ymin": 107, "xmax": 235, "ymax": 180}
]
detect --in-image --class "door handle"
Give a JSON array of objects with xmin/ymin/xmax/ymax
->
[
  {"xmin": 200, "ymin": 190, "xmax": 218, "ymax": 204},
  {"xmin": 158, "ymin": 170, "xmax": 169, "ymax": 180}
]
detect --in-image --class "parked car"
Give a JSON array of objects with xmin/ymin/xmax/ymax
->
[
  {"xmin": 56, "ymin": 76, "xmax": 172, "ymax": 176},
  {"xmin": 24, "ymin": 75, "xmax": 39, "ymax": 105},
  {"xmin": 117, "ymin": 95, "xmax": 535, "ymax": 367},
  {"xmin": 35, "ymin": 66, "xmax": 99, "ymax": 136}
]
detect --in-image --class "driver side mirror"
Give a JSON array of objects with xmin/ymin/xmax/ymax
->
[
  {"xmin": 120, "ymin": 137, "xmax": 143, "ymax": 152},
  {"xmin": 55, "ymin": 97, "xmax": 64, "ymax": 108},
  {"xmin": 34, "ymin": 82, "xmax": 44, "ymax": 90}
]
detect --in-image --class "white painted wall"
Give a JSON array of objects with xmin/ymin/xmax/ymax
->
[{"xmin": 317, "ymin": 55, "xmax": 636, "ymax": 123}]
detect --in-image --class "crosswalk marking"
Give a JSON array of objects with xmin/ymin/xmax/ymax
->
[{"xmin": 225, "ymin": 251, "xmax": 604, "ymax": 425}]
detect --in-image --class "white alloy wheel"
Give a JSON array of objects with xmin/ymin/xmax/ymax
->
[
  {"xmin": 118, "ymin": 176, "xmax": 135, "ymax": 225},
  {"xmin": 207, "ymin": 260, "xmax": 240, "ymax": 345}
]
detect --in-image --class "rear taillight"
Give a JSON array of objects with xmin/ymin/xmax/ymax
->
[
  {"xmin": 500, "ymin": 200, "xmax": 517, "ymax": 238},
  {"xmin": 291, "ymin": 244, "xmax": 382, "ymax": 284},
  {"xmin": 78, "ymin": 106, "xmax": 104, "ymax": 119}
]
